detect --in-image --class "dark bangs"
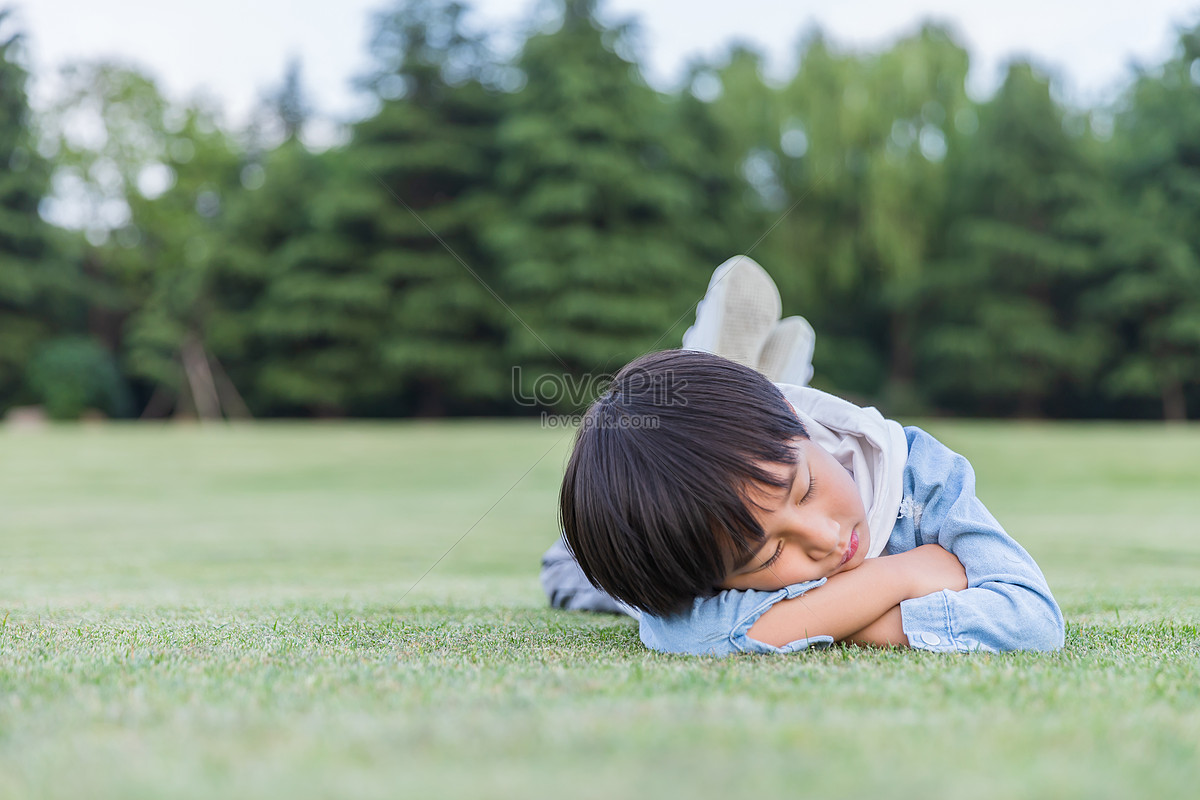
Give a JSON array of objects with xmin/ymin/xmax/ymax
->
[{"xmin": 558, "ymin": 349, "xmax": 808, "ymax": 617}]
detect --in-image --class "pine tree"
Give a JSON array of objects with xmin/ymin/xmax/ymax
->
[
  {"xmin": 492, "ymin": 0, "xmax": 724, "ymax": 408},
  {"xmin": 918, "ymin": 62, "xmax": 1105, "ymax": 417},
  {"xmin": 202, "ymin": 62, "xmax": 363, "ymax": 416},
  {"xmin": 224, "ymin": 142, "xmax": 387, "ymax": 416},
  {"xmin": 0, "ymin": 14, "xmax": 74, "ymax": 411},
  {"xmin": 349, "ymin": 0, "xmax": 510, "ymax": 415},
  {"xmin": 1092, "ymin": 26, "xmax": 1200, "ymax": 420},
  {"xmin": 237, "ymin": 1, "xmax": 509, "ymax": 416},
  {"xmin": 273, "ymin": 59, "xmax": 311, "ymax": 142}
]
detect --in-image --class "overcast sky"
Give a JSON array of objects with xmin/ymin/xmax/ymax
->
[{"xmin": 12, "ymin": 0, "xmax": 1200, "ymax": 135}]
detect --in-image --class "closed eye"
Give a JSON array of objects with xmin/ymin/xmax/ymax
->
[
  {"xmin": 799, "ymin": 474, "xmax": 817, "ymax": 504},
  {"xmin": 756, "ymin": 541, "xmax": 783, "ymax": 571}
]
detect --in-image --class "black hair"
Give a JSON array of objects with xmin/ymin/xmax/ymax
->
[{"xmin": 558, "ymin": 349, "xmax": 808, "ymax": 617}]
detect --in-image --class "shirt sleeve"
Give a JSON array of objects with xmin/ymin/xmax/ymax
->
[
  {"xmin": 639, "ymin": 579, "xmax": 833, "ymax": 657},
  {"xmin": 898, "ymin": 427, "xmax": 1065, "ymax": 653}
]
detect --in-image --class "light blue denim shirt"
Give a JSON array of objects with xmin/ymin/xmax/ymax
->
[{"xmin": 639, "ymin": 426, "xmax": 1065, "ymax": 656}]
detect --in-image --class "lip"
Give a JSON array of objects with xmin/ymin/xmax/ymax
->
[{"xmin": 838, "ymin": 529, "xmax": 859, "ymax": 566}]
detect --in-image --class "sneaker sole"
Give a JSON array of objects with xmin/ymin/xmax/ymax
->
[
  {"xmin": 711, "ymin": 257, "xmax": 782, "ymax": 367},
  {"xmin": 757, "ymin": 315, "xmax": 816, "ymax": 385}
]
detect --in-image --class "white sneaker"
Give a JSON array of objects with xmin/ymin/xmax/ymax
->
[
  {"xmin": 756, "ymin": 315, "xmax": 816, "ymax": 386},
  {"xmin": 681, "ymin": 256, "xmax": 781, "ymax": 368}
]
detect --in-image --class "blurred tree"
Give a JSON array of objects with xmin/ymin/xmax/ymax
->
[
  {"xmin": 42, "ymin": 61, "xmax": 244, "ymax": 416},
  {"xmin": 197, "ymin": 60, "xmax": 361, "ymax": 417},
  {"xmin": 25, "ymin": 335, "xmax": 131, "ymax": 419},
  {"xmin": 759, "ymin": 33, "xmax": 886, "ymax": 395},
  {"xmin": 754, "ymin": 26, "xmax": 971, "ymax": 406},
  {"xmin": 349, "ymin": 0, "xmax": 510, "ymax": 415},
  {"xmin": 492, "ymin": 0, "xmax": 728, "ymax": 406},
  {"xmin": 918, "ymin": 62, "xmax": 1106, "ymax": 417},
  {"xmin": 230, "ymin": 0, "xmax": 510, "ymax": 416},
  {"xmin": 667, "ymin": 65, "xmax": 761, "ymax": 289},
  {"xmin": 689, "ymin": 45, "xmax": 786, "ymax": 266},
  {"xmin": 120, "ymin": 102, "xmax": 245, "ymax": 417},
  {"xmin": 22, "ymin": 3, "xmax": 1200, "ymax": 421},
  {"xmin": 0, "ymin": 12, "xmax": 77, "ymax": 412},
  {"xmin": 865, "ymin": 27, "xmax": 972, "ymax": 408},
  {"xmin": 1090, "ymin": 26, "xmax": 1200, "ymax": 420},
  {"xmin": 273, "ymin": 58, "xmax": 311, "ymax": 141},
  {"xmin": 214, "ymin": 140, "xmax": 381, "ymax": 417}
]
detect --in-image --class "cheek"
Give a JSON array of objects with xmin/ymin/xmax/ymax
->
[{"xmin": 775, "ymin": 550, "xmax": 827, "ymax": 585}]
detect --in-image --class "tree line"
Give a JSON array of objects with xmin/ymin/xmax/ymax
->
[{"xmin": 2, "ymin": 0, "xmax": 1199, "ymax": 421}]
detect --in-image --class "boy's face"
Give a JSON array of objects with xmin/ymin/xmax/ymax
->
[{"xmin": 718, "ymin": 437, "xmax": 870, "ymax": 592}]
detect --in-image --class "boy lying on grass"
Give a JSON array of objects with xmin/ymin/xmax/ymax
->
[{"xmin": 542, "ymin": 258, "xmax": 1064, "ymax": 656}]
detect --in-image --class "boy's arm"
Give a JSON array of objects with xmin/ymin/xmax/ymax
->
[
  {"xmin": 892, "ymin": 428, "xmax": 1065, "ymax": 653},
  {"xmin": 747, "ymin": 545, "xmax": 965, "ymax": 647},
  {"xmin": 842, "ymin": 606, "xmax": 907, "ymax": 647}
]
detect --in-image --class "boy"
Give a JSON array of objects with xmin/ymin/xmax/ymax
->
[{"xmin": 542, "ymin": 257, "xmax": 1064, "ymax": 656}]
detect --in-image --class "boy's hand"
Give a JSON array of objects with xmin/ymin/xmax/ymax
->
[{"xmin": 893, "ymin": 544, "xmax": 967, "ymax": 597}]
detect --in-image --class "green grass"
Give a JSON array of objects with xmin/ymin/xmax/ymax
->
[{"xmin": 2, "ymin": 420, "xmax": 1199, "ymax": 799}]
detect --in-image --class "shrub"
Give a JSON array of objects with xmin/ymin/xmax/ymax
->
[{"xmin": 25, "ymin": 337, "xmax": 133, "ymax": 420}]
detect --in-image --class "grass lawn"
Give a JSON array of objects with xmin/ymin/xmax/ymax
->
[{"xmin": 1, "ymin": 419, "xmax": 1198, "ymax": 799}]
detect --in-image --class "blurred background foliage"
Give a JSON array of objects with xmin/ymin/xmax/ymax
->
[{"xmin": 3, "ymin": 0, "xmax": 1200, "ymax": 420}]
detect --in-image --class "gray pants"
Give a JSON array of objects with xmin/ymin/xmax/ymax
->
[{"xmin": 540, "ymin": 537, "xmax": 635, "ymax": 616}]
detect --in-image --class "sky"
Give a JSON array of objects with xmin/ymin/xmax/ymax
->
[{"xmin": 11, "ymin": 0, "xmax": 1200, "ymax": 141}]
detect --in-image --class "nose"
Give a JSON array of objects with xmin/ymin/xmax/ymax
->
[{"xmin": 798, "ymin": 516, "xmax": 840, "ymax": 559}]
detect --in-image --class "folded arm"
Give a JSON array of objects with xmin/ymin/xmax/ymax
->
[
  {"xmin": 747, "ymin": 544, "xmax": 966, "ymax": 648},
  {"xmin": 891, "ymin": 428, "xmax": 1064, "ymax": 652}
]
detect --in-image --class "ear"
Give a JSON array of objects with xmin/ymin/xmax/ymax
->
[{"xmin": 785, "ymin": 399, "xmax": 799, "ymax": 419}]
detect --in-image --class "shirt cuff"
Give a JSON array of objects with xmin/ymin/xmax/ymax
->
[
  {"xmin": 900, "ymin": 590, "xmax": 986, "ymax": 653},
  {"xmin": 733, "ymin": 579, "xmax": 835, "ymax": 654}
]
